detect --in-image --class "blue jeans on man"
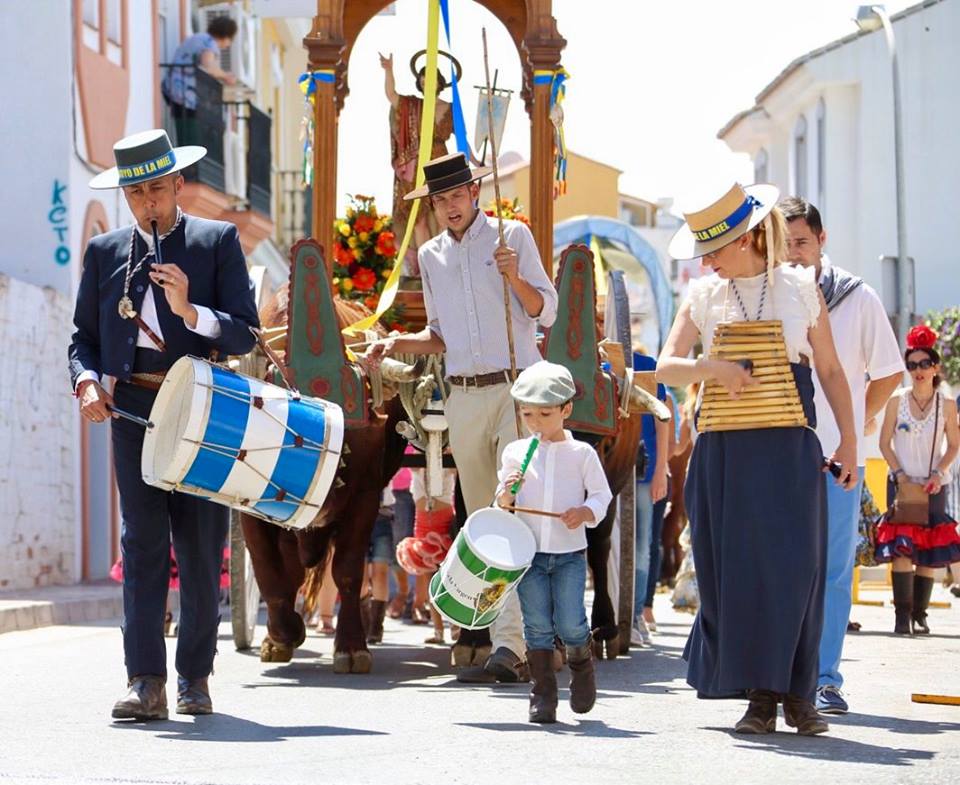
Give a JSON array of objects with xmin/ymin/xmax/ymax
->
[
  {"xmin": 818, "ymin": 467, "xmax": 865, "ymax": 691},
  {"xmin": 517, "ymin": 551, "xmax": 591, "ymax": 650}
]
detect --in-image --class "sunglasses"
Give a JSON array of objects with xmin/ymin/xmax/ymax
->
[{"xmin": 906, "ymin": 359, "xmax": 934, "ymax": 371}]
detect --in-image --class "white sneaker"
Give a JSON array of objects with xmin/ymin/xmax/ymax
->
[{"xmin": 631, "ymin": 617, "xmax": 651, "ymax": 647}]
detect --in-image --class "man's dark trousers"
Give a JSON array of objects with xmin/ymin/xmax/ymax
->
[{"xmin": 112, "ymin": 381, "xmax": 228, "ymax": 681}]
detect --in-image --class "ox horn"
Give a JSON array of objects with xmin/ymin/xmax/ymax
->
[
  {"xmin": 379, "ymin": 356, "xmax": 427, "ymax": 383},
  {"xmin": 629, "ymin": 384, "xmax": 672, "ymax": 422}
]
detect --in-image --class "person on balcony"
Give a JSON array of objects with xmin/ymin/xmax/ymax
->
[
  {"xmin": 69, "ymin": 129, "xmax": 259, "ymax": 722},
  {"xmin": 162, "ymin": 16, "xmax": 239, "ymax": 146}
]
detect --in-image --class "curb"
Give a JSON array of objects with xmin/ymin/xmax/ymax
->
[{"xmin": 0, "ymin": 582, "xmax": 123, "ymax": 634}]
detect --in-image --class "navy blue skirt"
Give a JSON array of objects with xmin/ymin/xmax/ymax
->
[{"xmin": 683, "ymin": 364, "xmax": 826, "ymax": 701}]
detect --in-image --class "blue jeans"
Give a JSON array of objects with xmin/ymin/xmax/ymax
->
[
  {"xmin": 818, "ymin": 467, "xmax": 865, "ymax": 689},
  {"xmin": 634, "ymin": 481, "xmax": 668, "ymax": 617},
  {"xmin": 516, "ymin": 551, "xmax": 591, "ymax": 651}
]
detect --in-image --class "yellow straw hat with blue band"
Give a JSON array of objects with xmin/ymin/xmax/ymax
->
[
  {"xmin": 668, "ymin": 182, "xmax": 780, "ymax": 262},
  {"xmin": 88, "ymin": 129, "xmax": 207, "ymax": 190}
]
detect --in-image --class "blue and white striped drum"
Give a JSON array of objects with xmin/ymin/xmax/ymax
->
[{"xmin": 141, "ymin": 356, "xmax": 344, "ymax": 530}]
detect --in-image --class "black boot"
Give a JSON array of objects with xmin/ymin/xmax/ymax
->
[
  {"xmin": 566, "ymin": 638, "xmax": 597, "ymax": 714},
  {"xmin": 366, "ymin": 599, "xmax": 387, "ymax": 644},
  {"xmin": 527, "ymin": 649, "xmax": 558, "ymax": 724},
  {"xmin": 892, "ymin": 571, "xmax": 914, "ymax": 635},
  {"xmin": 911, "ymin": 575, "xmax": 934, "ymax": 634}
]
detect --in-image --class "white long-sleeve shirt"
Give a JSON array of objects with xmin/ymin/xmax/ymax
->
[{"xmin": 497, "ymin": 431, "xmax": 612, "ymax": 554}]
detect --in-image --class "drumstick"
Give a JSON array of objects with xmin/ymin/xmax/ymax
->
[
  {"xmin": 504, "ymin": 505, "xmax": 563, "ymax": 519},
  {"xmin": 107, "ymin": 404, "xmax": 155, "ymax": 430},
  {"xmin": 510, "ymin": 435, "xmax": 540, "ymax": 494}
]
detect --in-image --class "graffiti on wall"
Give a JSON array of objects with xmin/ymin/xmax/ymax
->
[{"xmin": 49, "ymin": 180, "xmax": 69, "ymax": 266}]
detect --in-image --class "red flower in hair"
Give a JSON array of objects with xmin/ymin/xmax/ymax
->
[{"xmin": 907, "ymin": 324, "xmax": 938, "ymax": 350}]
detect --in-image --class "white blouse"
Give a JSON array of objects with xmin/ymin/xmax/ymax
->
[
  {"xmin": 892, "ymin": 391, "xmax": 953, "ymax": 484},
  {"xmin": 497, "ymin": 432, "xmax": 613, "ymax": 554},
  {"xmin": 687, "ymin": 264, "xmax": 821, "ymax": 363}
]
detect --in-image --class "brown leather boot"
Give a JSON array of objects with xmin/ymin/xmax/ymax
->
[
  {"xmin": 911, "ymin": 575, "xmax": 934, "ymax": 634},
  {"xmin": 527, "ymin": 649, "xmax": 558, "ymax": 724},
  {"xmin": 176, "ymin": 676, "xmax": 213, "ymax": 715},
  {"xmin": 783, "ymin": 694, "xmax": 829, "ymax": 735},
  {"xmin": 892, "ymin": 571, "xmax": 914, "ymax": 635},
  {"xmin": 734, "ymin": 690, "xmax": 778, "ymax": 734},
  {"xmin": 366, "ymin": 599, "xmax": 387, "ymax": 644},
  {"xmin": 111, "ymin": 675, "xmax": 168, "ymax": 721},
  {"xmin": 566, "ymin": 639, "xmax": 597, "ymax": 714}
]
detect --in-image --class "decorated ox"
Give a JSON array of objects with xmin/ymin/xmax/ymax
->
[{"xmin": 239, "ymin": 239, "xmax": 422, "ymax": 673}]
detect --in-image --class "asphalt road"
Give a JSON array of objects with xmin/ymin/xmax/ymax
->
[{"xmin": 0, "ymin": 588, "xmax": 958, "ymax": 785}]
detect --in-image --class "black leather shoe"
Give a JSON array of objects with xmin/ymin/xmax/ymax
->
[
  {"xmin": 111, "ymin": 675, "xmax": 168, "ymax": 721},
  {"xmin": 484, "ymin": 647, "xmax": 529, "ymax": 683},
  {"xmin": 176, "ymin": 676, "xmax": 213, "ymax": 715}
]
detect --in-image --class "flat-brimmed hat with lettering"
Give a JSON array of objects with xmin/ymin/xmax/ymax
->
[
  {"xmin": 88, "ymin": 129, "xmax": 206, "ymax": 190},
  {"xmin": 403, "ymin": 152, "xmax": 493, "ymax": 201},
  {"xmin": 510, "ymin": 361, "xmax": 577, "ymax": 407},
  {"xmin": 667, "ymin": 182, "xmax": 780, "ymax": 261}
]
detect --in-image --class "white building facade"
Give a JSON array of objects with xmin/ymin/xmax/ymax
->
[{"xmin": 719, "ymin": 0, "xmax": 959, "ymax": 319}]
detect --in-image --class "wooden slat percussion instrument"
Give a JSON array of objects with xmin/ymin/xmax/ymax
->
[{"xmin": 698, "ymin": 320, "xmax": 808, "ymax": 433}]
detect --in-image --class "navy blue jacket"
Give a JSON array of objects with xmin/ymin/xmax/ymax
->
[{"xmin": 68, "ymin": 214, "xmax": 259, "ymax": 387}]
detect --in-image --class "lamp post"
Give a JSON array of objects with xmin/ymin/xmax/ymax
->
[{"xmin": 856, "ymin": 4, "xmax": 911, "ymax": 346}]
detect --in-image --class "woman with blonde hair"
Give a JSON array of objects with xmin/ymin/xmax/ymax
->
[{"xmin": 657, "ymin": 183, "xmax": 857, "ymax": 736}]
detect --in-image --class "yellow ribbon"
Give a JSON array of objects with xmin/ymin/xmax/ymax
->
[
  {"xmin": 589, "ymin": 234, "xmax": 607, "ymax": 299},
  {"xmin": 342, "ymin": 0, "xmax": 441, "ymax": 337}
]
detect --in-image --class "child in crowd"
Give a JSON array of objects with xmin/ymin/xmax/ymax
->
[{"xmin": 496, "ymin": 361, "xmax": 612, "ymax": 724}]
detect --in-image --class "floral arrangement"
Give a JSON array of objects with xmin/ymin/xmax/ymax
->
[
  {"xmin": 922, "ymin": 308, "xmax": 960, "ymax": 385},
  {"xmin": 331, "ymin": 195, "xmax": 402, "ymax": 325},
  {"xmin": 484, "ymin": 196, "xmax": 531, "ymax": 226}
]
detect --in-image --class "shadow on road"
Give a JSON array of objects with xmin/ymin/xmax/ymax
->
[
  {"xmin": 112, "ymin": 712, "xmax": 387, "ymax": 742},
  {"xmin": 703, "ymin": 726, "xmax": 935, "ymax": 765},
  {"xmin": 829, "ymin": 712, "xmax": 960, "ymax": 736},
  {"xmin": 456, "ymin": 719, "xmax": 652, "ymax": 738}
]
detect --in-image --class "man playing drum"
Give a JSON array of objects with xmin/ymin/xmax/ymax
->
[
  {"xmin": 366, "ymin": 152, "xmax": 558, "ymax": 683},
  {"xmin": 68, "ymin": 129, "xmax": 259, "ymax": 720}
]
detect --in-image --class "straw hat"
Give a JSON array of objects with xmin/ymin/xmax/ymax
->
[
  {"xmin": 668, "ymin": 182, "xmax": 780, "ymax": 261},
  {"xmin": 89, "ymin": 129, "xmax": 206, "ymax": 190}
]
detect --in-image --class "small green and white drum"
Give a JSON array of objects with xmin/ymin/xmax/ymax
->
[{"xmin": 429, "ymin": 507, "xmax": 537, "ymax": 629}]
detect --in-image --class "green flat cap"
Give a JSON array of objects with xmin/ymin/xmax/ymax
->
[{"xmin": 510, "ymin": 361, "xmax": 576, "ymax": 406}]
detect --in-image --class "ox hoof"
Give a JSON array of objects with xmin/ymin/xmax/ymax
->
[
  {"xmin": 451, "ymin": 643, "xmax": 491, "ymax": 668},
  {"xmin": 333, "ymin": 650, "xmax": 372, "ymax": 674},
  {"xmin": 603, "ymin": 635, "xmax": 619, "ymax": 660},
  {"xmin": 260, "ymin": 636, "xmax": 295, "ymax": 663}
]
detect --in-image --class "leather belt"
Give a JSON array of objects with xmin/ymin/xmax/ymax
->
[
  {"xmin": 448, "ymin": 370, "xmax": 520, "ymax": 389},
  {"xmin": 128, "ymin": 371, "xmax": 167, "ymax": 391}
]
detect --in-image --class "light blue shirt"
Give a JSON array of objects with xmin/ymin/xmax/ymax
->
[
  {"xmin": 162, "ymin": 33, "xmax": 219, "ymax": 110},
  {"xmin": 419, "ymin": 211, "xmax": 558, "ymax": 377}
]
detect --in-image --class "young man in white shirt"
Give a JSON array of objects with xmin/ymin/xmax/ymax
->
[
  {"xmin": 497, "ymin": 361, "xmax": 613, "ymax": 724},
  {"xmin": 366, "ymin": 153, "xmax": 558, "ymax": 683},
  {"xmin": 781, "ymin": 197, "xmax": 903, "ymax": 714}
]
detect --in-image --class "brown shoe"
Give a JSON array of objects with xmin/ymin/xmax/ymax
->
[
  {"xmin": 782, "ymin": 694, "xmax": 828, "ymax": 735},
  {"xmin": 566, "ymin": 639, "xmax": 596, "ymax": 714},
  {"xmin": 484, "ymin": 646, "xmax": 530, "ymax": 683},
  {"xmin": 734, "ymin": 690, "xmax": 778, "ymax": 734},
  {"xmin": 527, "ymin": 649, "xmax": 558, "ymax": 724},
  {"xmin": 111, "ymin": 675, "xmax": 168, "ymax": 721},
  {"xmin": 176, "ymin": 676, "xmax": 213, "ymax": 716}
]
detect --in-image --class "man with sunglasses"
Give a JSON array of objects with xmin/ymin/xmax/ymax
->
[{"xmin": 781, "ymin": 197, "xmax": 903, "ymax": 715}]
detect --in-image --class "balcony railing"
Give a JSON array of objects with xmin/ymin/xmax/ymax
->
[
  {"xmin": 275, "ymin": 169, "xmax": 311, "ymax": 253},
  {"xmin": 159, "ymin": 65, "xmax": 271, "ymax": 217}
]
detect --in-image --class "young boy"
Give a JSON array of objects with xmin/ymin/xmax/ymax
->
[{"xmin": 496, "ymin": 361, "xmax": 613, "ymax": 724}]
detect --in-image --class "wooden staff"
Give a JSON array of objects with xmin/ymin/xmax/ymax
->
[{"xmin": 481, "ymin": 26, "xmax": 522, "ymax": 439}]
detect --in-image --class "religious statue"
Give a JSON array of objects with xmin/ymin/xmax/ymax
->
[{"xmin": 380, "ymin": 49, "xmax": 459, "ymax": 276}]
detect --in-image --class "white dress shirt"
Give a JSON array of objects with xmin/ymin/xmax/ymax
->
[
  {"xmin": 74, "ymin": 222, "xmax": 222, "ymax": 389},
  {"xmin": 497, "ymin": 431, "xmax": 613, "ymax": 554},
  {"xmin": 418, "ymin": 211, "xmax": 558, "ymax": 377},
  {"xmin": 812, "ymin": 258, "xmax": 904, "ymax": 463}
]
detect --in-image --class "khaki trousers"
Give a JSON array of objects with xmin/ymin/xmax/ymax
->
[{"xmin": 446, "ymin": 383, "xmax": 525, "ymax": 657}]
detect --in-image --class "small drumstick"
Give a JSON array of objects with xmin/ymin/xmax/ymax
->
[
  {"xmin": 107, "ymin": 404, "xmax": 154, "ymax": 430},
  {"xmin": 503, "ymin": 505, "xmax": 563, "ymax": 519},
  {"xmin": 911, "ymin": 693, "xmax": 960, "ymax": 706}
]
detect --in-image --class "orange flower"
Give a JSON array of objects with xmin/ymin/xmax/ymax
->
[
  {"xmin": 364, "ymin": 294, "xmax": 379, "ymax": 310},
  {"xmin": 333, "ymin": 243, "xmax": 353, "ymax": 267},
  {"xmin": 354, "ymin": 214, "xmax": 375, "ymax": 234},
  {"xmin": 352, "ymin": 267, "xmax": 377, "ymax": 291},
  {"xmin": 376, "ymin": 230, "xmax": 396, "ymax": 257}
]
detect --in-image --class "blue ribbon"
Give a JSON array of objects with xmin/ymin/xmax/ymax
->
[
  {"xmin": 439, "ymin": 0, "xmax": 471, "ymax": 157},
  {"xmin": 691, "ymin": 195, "xmax": 762, "ymax": 242}
]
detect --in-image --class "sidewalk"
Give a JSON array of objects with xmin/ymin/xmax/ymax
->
[{"xmin": 0, "ymin": 581, "xmax": 122, "ymax": 634}]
